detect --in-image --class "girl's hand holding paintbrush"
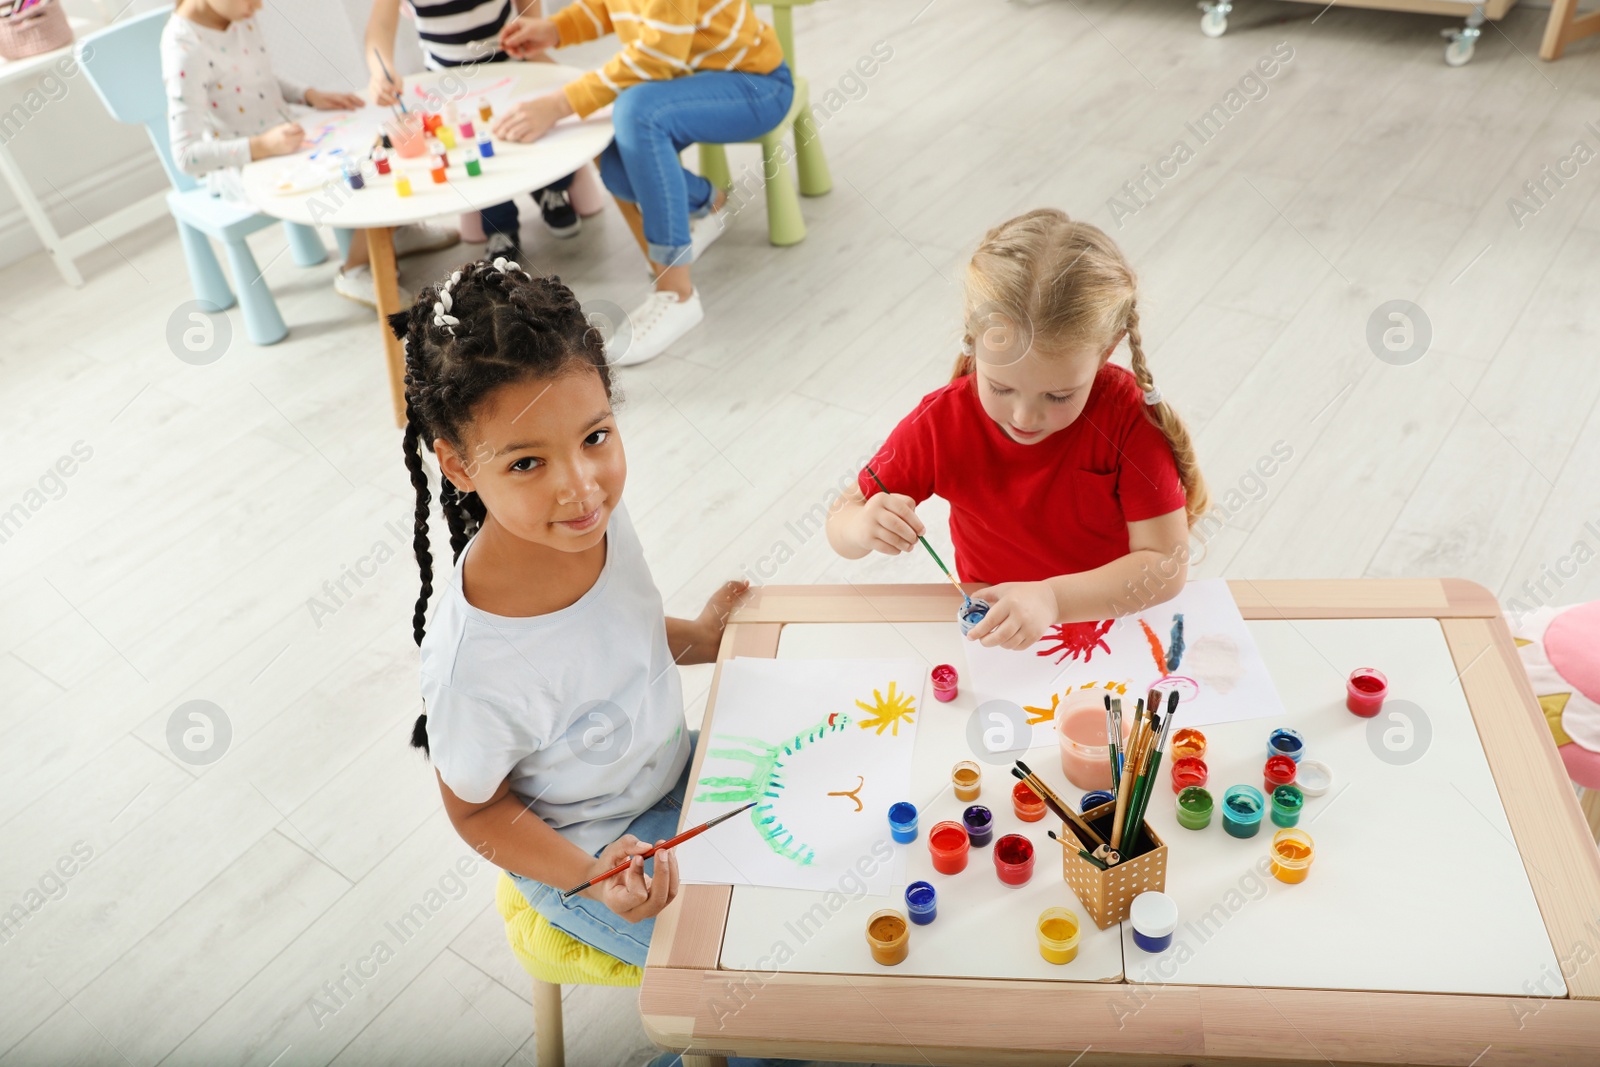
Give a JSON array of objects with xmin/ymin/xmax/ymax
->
[
  {"xmin": 829, "ymin": 487, "xmax": 926, "ymax": 557},
  {"xmin": 579, "ymin": 833, "xmax": 679, "ymax": 920}
]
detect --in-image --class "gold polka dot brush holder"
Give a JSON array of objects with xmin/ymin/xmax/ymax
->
[{"xmin": 1061, "ymin": 801, "xmax": 1168, "ymax": 929}]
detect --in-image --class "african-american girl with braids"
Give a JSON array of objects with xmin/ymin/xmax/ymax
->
[
  {"xmin": 828, "ymin": 209, "xmax": 1210, "ymax": 649},
  {"xmin": 397, "ymin": 256, "xmax": 756, "ymax": 1003}
]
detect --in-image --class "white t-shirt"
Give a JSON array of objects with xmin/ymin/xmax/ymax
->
[
  {"xmin": 419, "ymin": 502, "xmax": 691, "ymax": 857},
  {"xmin": 160, "ymin": 15, "xmax": 307, "ymax": 198}
]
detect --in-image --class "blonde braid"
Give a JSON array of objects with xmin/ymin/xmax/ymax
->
[{"xmin": 1126, "ymin": 304, "xmax": 1209, "ymax": 524}]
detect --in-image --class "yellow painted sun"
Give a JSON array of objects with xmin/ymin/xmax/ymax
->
[{"xmin": 855, "ymin": 681, "xmax": 917, "ymax": 736}]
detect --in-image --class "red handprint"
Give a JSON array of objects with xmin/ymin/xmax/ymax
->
[{"xmin": 1036, "ymin": 619, "xmax": 1114, "ymax": 664}]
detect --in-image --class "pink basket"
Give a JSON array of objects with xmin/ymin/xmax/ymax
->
[{"xmin": 0, "ymin": 1, "xmax": 73, "ymax": 62}]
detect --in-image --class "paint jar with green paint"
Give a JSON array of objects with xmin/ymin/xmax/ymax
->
[
  {"xmin": 1176, "ymin": 786, "xmax": 1213, "ymax": 830},
  {"xmin": 1271, "ymin": 784, "xmax": 1305, "ymax": 828}
]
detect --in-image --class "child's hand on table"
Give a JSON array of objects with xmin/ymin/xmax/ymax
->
[
  {"xmin": 966, "ymin": 581, "xmax": 1056, "ymax": 649},
  {"xmin": 249, "ymin": 122, "xmax": 305, "ymax": 160},
  {"xmin": 582, "ymin": 834, "xmax": 678, "ymax": 921},
  {"xmin": 500, "ymin": 16, "xmax": 560, "ymax": 58},
  {"xmin": 305, "ymin": 88, "xmax": 366, "ymax": 111},
  {"xmin": 492, "ymin": 93, "xmax": 573, "ymax": 143}
]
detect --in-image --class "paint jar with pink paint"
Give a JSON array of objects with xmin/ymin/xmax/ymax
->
[
  {"xmin": 1057, "ymin": 689, "xmax": 1131, "ymax": 791},
  {"xmin": 388, "ymin": 112, "xmax": 427, "ymax": 159},
  {"xmin": 931, "ymin": 664, "xmax": 959, "ymax": 702}
]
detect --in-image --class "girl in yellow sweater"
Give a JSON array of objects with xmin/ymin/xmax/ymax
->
[{"xmin": 494, "ymin": 0, "xmax": 793, "ymax": 367}]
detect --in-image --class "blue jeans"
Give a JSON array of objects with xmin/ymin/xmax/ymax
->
[{"xmin": 599, "ymin": 63, "xmax": 794, "ymax": 267}]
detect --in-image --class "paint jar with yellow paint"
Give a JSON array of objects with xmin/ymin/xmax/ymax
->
[
  {"xmin": 1270, "ymin": 828, "xmax": 1315, "ymax": 884},
  {"xmin": 1036, "ymin": 907, "xmax": 1081, "ymax": 965}
]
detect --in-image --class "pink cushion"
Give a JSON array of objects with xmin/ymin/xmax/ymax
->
[
  {"xmin": 1546, "ymin": 600, "xmax": 1600, "ymax": 707},
  {"xmin": 1559, "ymin": 742, "xmax": 1600, "ymax": 790}
]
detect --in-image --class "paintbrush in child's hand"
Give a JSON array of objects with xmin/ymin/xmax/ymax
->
[
  {"xmin": 862, "ymin": 463, "xmax": 971, "ymax": 609},
  {"xmin": 559, "ymin": 800, "xmax": 755, "ymax": 900}
]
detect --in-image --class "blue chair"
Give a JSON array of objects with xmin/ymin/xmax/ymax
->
[{"xmin": 76, "ymin": 6, "xmax": 338, "ymax": 345}]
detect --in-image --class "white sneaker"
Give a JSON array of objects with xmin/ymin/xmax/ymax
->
[
  {"xmin": 393, "ymin": 222, "xmax": 460, "ymax": 258},
  {"xmin": 334, "ymin": 265, "xmax": 409, "ymax": 309},
  {"xmin": 689, "ymin": 198, "xmax": 731, "ymax": 262},
  {"xmin": 608, "ymin": 289, "xmax": 703, "ymax": 367}
]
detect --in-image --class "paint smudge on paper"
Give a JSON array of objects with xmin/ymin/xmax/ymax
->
[
  {"xmin": 1038, "ymin": 619, "xmax": 1114, "ymax": 664},
  {"xmin": 1183, "ymin": 633, "xmax": 1242, "ymax": 695}
]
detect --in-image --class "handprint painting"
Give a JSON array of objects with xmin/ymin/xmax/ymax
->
[{"xmin": 675, "ymin": 659, "xmax": 924, "ymax": 893}]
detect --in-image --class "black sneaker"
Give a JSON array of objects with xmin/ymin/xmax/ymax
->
[
  {"xmin": 538, "ymin": 186, "xmax": 581, "ymax": 238},
  {"xmin": 484, "ymin": 231, "xmax": 521, "ymax": 263}
]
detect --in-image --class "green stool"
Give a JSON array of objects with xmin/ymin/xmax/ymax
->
[
  {"xmin": 496, "ymin": 872, "xmax": 728, "ymax": 1067},
  {"xmin": 697, "ymin": 0, "xmax": 832, "ymax": 246}
]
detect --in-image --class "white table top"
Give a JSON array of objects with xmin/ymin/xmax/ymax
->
[
  {"xmin": 718, "ymin": 617, "xmax": 1561, "ymax": 996},
  {"xmin": 239, "ymin": 63, "xmax": 612, "ymax": 228}
]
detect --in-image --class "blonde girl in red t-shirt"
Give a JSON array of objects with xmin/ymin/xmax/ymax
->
[{"xmin": 827, "ymin": 209, "xmax": 1209, "ymax": 650}]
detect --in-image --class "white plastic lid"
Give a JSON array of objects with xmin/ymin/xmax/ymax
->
[
  {"xmin": 1297, "ymin": 759, "xmax": 1334, "ymax": 797},
  {"xmin": 1129, "ymin": 891, "xmax": 1178, "ymax": 938}
]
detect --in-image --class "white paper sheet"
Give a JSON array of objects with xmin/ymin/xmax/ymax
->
[
  {"xmin": 677, "ymin": 658, "xmax": 925, "ymax": 893},
  {"xmin": 964, "ymin": 578, "xmax": 1286, "ymax": 751}
]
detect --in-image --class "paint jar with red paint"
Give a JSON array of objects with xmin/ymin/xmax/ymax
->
[
  {"xmin": 1012, "ymin": 780, "xmax": 1046, "ymax": 822},
  {"xmin": 962, "ymin": 804, "xmax": 994, "ymax": 847},
  {"xmin": 1170, "ymin": 756, "xmax": 1208, "ymax": 792},
  {"xmin": 1347, "ymin": 668, "xmax": 1387, "ymax": 717},
  {"xmin": 928, "ymin": 821, "xmax": 969, "ymax": 874},
  {"xmin": 1263, "ymin": 755, "xmax": 1297, "ymax": 795},
  {"xmin": 993, "ymin": 834, "xmax": 1035, "ymax": 886},
  {"xmin": 866, "ymin": 909, "xmax": 910, "ymax": 965},
  {"xmin": 931, "ymin": 664, "xmax": 959, "ymax": 702}
]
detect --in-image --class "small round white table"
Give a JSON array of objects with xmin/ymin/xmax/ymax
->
[{"xmin": 239, "ymin": 62, "xmax": 613, "ymax": 427}]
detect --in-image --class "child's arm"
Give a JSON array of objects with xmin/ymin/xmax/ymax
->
[
  {"xmin": 965, "ymin": 508, "xmax": 1190, "ymax": 648},
  {"xmin": 363, "ymin": 0, "xmax": 405, "ymax": 106},
  {"xmin": 665, "ymin": 580, "xmax": 750, "ymax": 665},
  {"xmin": 164, "ymin": 47, "xmax": 303, "ymax": 172},
  {"xmin": 826, "ymin": 484, "xmax": 925, "ymax": 560},
  {"xmin": 440, "ymin": 773, "xmax": 678, "ymax": 921}
]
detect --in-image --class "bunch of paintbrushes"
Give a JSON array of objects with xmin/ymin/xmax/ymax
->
[
  {"xmin": 1011, "ymin": 761, "xmax": 1115, "ymax": 868},
  {"xmin": 1106, "ymin": 689, "xmax": 1180, "ymax": 859}
]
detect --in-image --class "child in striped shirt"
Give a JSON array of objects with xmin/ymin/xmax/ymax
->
[
  {"xmin": 495, "ymin": 0, "xmax": 795, "ymax": 367},
  {"xmin": 364, "ymin": 0, "xmax": 584, "ymax": 256}
]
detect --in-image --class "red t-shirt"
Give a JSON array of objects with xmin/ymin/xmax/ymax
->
[{"xmin": 859, "ymin": 365, "xmax": 1187, "ymax": 585}]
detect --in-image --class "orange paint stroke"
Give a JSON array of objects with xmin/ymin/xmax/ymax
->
[{"xmin": 1139, "ymin": 619, "xmax": 1167, "ymax": 676}]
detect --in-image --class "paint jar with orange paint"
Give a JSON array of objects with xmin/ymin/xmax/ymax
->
[
  {"xmin": 1036, "ymin": 907, "xmax": 1081, "ymax": 964},
  {"xmin": 1012, "ymin": 780, "xmax": 1047, "ymax": 822},
  {"xmin": 1270, "ymin": 828, "xmax": 1314, "ymax": 883},
  {"xmin": 928, "ymin": 821, "xmax": 970, "ymax": 874},
  {"xmin": 951, "ymin": 760, "xmax": 981, "ymax": 801},
  {"xmin": 866, "ymin": 909, "xmax": 909, "ymax": 966},
  {"xmin": 1170, "ymin": 727, "xmax": 1206, "ymax": 761}
]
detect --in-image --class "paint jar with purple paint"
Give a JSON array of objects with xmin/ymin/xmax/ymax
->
[{"xmin": 962, "ymin": 804, "xmax": 994, "ymax": 848}]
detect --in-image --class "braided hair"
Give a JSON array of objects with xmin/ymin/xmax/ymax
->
[{"xmin": 394, "ymin": 258, "xmax": 613, "ymax": 755}]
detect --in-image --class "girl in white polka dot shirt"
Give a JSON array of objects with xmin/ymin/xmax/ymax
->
[{"xmin": 162, "ymin": 0, "xmax": 457, "ymax": 306}]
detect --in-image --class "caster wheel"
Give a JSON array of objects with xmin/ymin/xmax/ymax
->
[
  {"xmin": 1200, "ymin": 8, "xmax": 1228, "ymax": 36},
  {"xmin": 1444, "ymin": 36, "xmax": 1475, "ymax": 65}
]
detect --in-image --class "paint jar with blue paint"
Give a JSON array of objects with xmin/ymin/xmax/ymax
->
[
  {"xmin": 1221, "ymin": 785, "xmax": 1266, "ymax": 839},
  {"xmin": 957, "ymin": 598, "xmax": 992, "ymax": 636},
  {"xmin": 962, "ymin": 804, "xmax": 994, "ymax": 848},
  {"xmin": 887, "ymin": 801, "xmax": 918, "ymax": 843},
  {"xmin": 1080, "ymin": 789, "xmax": 1114, "ymax": 813},
  {"xmin": 904, "ymin": 881, "xmax": 937, "ymax": 925},
  {"xmin": 1267, "ymin": 728, "xmax": 1305, "ymax": 763},
  {"xmin": 1129, "ymin": 891, "xmax": 1178, "ymax": 953},
  {"xmin": 1270, "ymin": 784, "xmax": 1305, "ymax": 828}
]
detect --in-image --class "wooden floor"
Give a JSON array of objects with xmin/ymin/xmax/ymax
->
[{"xmin": 2, "ymin": 0, "xmax": 1598, "ymax": 1064}]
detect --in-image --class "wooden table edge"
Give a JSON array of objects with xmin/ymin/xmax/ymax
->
[{"xmin": 643, "ymin": 579, "xmax": 1600, "ymax": 1062}]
